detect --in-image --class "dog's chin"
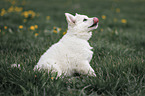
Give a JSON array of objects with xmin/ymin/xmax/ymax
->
[{"xmin": 88, "ymin": 24, "xmax": 98, "ymax": 31}]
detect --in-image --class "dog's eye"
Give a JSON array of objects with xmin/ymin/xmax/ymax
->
[{"xmin": 83, "ymin": 19, "xmax": 87, "ymax": 22}]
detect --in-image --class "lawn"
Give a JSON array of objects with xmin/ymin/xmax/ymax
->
[{"xmin": 0, "ymin": 0, "xmax": 145, "ymax": 95}]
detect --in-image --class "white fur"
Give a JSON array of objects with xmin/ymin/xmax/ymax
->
[{"xmin": 34, "ymin": 13, "xmax": 99, "ymax": 77}]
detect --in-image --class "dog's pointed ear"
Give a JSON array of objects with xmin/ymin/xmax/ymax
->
[{"xmin": 65, "ymin": 13, "xmax": 75, "ymax": 24}]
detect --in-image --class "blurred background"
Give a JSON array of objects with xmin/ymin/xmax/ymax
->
[{"xmin": 0, "ymin": 0, "xmax": 145, "ymax": 33}]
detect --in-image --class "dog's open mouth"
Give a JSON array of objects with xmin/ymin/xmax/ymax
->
[
  {"xmin": 88, "ymin": 17, "xmax": 99, "ymax": 28},
  {"xmin": 88, "ymin": 22, "xmax": 98, "ymax": 28}
]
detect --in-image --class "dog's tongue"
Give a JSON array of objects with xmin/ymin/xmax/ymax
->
[{"xmin": 93, "ymin": 17, "xmax": 99, "ymax": 24}]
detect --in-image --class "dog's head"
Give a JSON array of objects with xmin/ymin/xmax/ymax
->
[{"xmin": 65, "ymin": 13, "xmax": 99, "ymax": 32}]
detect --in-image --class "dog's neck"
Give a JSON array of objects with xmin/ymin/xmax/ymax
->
[{"xmin": 67, "ymin": 29, "xmax": 92, "ymax": 41}]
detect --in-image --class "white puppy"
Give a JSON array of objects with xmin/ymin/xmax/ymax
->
[{"xmin": 34, "ymin": 13, "xmax": 99, "ymax": 77}]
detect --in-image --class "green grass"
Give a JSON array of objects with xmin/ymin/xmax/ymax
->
[{"xmin": 0, "ymin": 0, "xmax": 145, "ymax": 95}]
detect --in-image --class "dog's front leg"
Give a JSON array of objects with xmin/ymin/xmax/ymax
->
[{"xmin": 77, "ymin": 61, "xmax": 96, "ymax": 76}]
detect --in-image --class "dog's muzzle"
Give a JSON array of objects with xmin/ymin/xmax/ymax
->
[{"xmin": 89, "ymin": 17, "xmax": 99, "ymax": 28}]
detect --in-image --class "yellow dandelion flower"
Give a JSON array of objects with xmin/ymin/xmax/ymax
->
[
  {"xmin": 53, "ymin": 30, "xmax": 57, "ymax": 33},
  {"xmin": 23, "ymin": 19, "xmax": 27, "ymax": 23},
  {"xmin": 58, "ymin": 28, "xmax": 61, "ymax": 32},
  {"xmin": 34, "ymin": 25, "xmax": 38, "ymax": 29},
  {"xmin": 11, "ymin": 0, "xmax": 16, "ymax": 5},
  {"xmin": 51, "ymin": 77, "xmax": 54, "ymax": 80},
  {"xmin": 102, "ymin": 15, "xmax": 106, "ymax": 20},
  {"xmin": 15, "ymin": 7, "xmax": 23, "ymax": 12},
  {"xmin": 113, "ymin": 18, "xmax": 117, "ymax": 22},
  {"xmin": 100, "ymin": 29, "xmax": 103, "ymax": 32},
  {"xmin": 53, "ymin": 27, "xmax": 57, "ymax": 29},
  {"xmin": 116, "ymin": 8, "xmax": 120, "ymax": 13},
  {"xmin": 19, "ymin": 25, "xmax": 23, "ymax": 29},
  {"xmin": 121, "ymin": 19, "xmax": 127, "ymax": 24},
  {"xmin": 63, "ymin": 32, "xmax": 67, "ymax": 35},
  {"xmin": 46, "ymin": 16, "xmax": 50, "ymax": 20},
  {"xmin": 22, "ymin": 10, "xmax": 36, "ymax": 18},
  {"xmin": 22, "ymin": 11, "xmax": 29, "ymax": 18},
  {"xmin": 35, "ymin": 33, "xmax": 38, "ymax": 37},
  {"xmin": 4, "ymin": 26, "xmax": 7, "ymax": 29},
  {"xmin": 8, "ymin": 6, "xmax": 14, "ymax": 13},
  {"xmin": 28, "ymin": 10, "xmax": 36, "ymax": 18},
  {"xmin": 30, "ymin": 26, "xmax": 35, "ymax": 30},
  {"xmin": 1, "ymin": 8, "xmax": 6, "ymax": 16}
]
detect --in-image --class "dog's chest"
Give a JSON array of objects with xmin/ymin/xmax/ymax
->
[{"xmin": 61, "ymin": 37, "xmax": 93, "ymax": 61}]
